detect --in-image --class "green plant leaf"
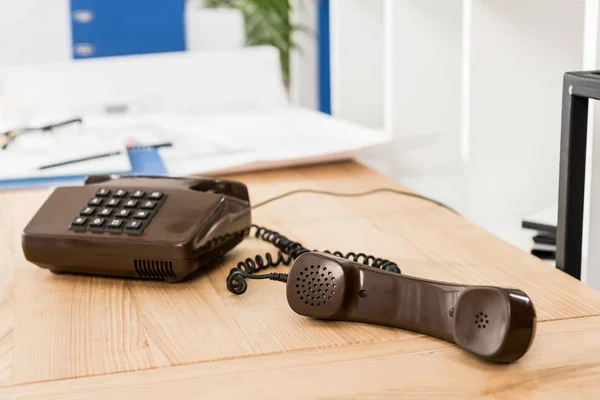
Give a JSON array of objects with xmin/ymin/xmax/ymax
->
[{"xmin": 202, "ymin": 0, "xmax": 307, "ymax": 84}]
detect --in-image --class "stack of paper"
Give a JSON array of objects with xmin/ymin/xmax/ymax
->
[
  {"xmin": 0, "ymin": 46, "xmax": 391, "ymax": 189},
  {"xmin": 157, "ymin": 108, "xmax": 390, "ymax": 176},
  {"xmin": 0, "ymin": 118, "xmax": 130, "ymax": 181}
]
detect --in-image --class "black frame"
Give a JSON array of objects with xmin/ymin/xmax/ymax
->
[{"xmin": 557, "ymin": 71, "xmax": 600, "ymax": 279}]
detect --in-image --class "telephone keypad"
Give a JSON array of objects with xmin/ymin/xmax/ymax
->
[{"xmin": 69, "ymin": 189, "xmax": 166, "ymax": 234}]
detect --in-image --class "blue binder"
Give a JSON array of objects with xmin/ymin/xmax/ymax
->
[
  {"xmin": 69, "ymin": 0, "xmax": 186, "ymax": 59},
  {"xmin": 0, "ymin": 149, "xmax": 167, "ymax": 190}
]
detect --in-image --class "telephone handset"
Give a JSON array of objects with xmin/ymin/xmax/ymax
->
[
  {"xmin": 286, "ymin": 252, "xmax": 536, "ymax": 363},
  {"xmin": 22, "ymin": 175, "xmax": 251, "ymax": 281}
]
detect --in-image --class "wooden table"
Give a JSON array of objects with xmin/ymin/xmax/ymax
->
[{"xmin": 2, "ymin": 161, "xmax": 600, "ymax": 399}]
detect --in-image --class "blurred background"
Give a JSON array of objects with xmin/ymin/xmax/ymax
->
[{"xmin": 1, "ymin": 0, "xmax": 600, "ymax": 285}]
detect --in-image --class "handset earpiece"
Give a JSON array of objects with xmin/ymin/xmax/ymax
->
[{"xmin": 286, "ymin": 252, "xmax": 536, "ymax": 363}]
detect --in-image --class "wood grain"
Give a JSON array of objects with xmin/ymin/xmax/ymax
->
[
  {"xmin": 2, "ymin": 315, "xmax": 600, "ymax": 399},
  {"xmin": 1, "ymin": 161, "xmax": 600, "ymax": 396}
]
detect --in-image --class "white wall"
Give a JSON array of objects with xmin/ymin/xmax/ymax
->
[
  {"xmin": 466, "ymin": 0, "xmax": 585, "ymax": 219},
  {"xmin": 384, "ymin": 0, "xmax": 463, "ymax": 174},
  {"xmin": 330, "ymin": 0, "xmax": 385, "ymax": 129},
  {"xmin": 0, "ymin": 0, "xmax": 72, "ymax": 66},
  {"xmin": 290, "ymin": 0, "xmax": 318, "ymax": 110}
]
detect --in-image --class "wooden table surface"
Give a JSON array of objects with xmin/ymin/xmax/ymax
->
[{"xmin": 2, "ymin": 161, "xmax": 600, "ymax": 399}]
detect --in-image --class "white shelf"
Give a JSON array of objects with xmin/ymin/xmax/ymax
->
[
  {"xmin": 331, "ymin": 0, "xmax": 600, "ymax": 286},
  {"xmin": 330, "ymin": 0, "xmax": 385, "ymax": 129}
]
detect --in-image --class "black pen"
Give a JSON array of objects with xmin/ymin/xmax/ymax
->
[
  {"xmin": 38, "ymin": 142, "xmax": 173, "ymax": 170},
  {"xmin": 38, "ymin": 151, "xmax": 123, "ymax": 170}
]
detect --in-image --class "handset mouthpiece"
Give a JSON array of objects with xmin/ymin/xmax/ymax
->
[{"xmin": 286, "ymin": 252, "xmax": 536, "ymax": 363}]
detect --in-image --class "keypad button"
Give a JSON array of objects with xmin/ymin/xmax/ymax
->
[
  {"xmin": 141, "ymin": 200, "xmax": 157, "ymax": 209},
  {"xmin": 133, "ymin": 210, "xmax": 149, "ymax": 220},
  {"xmin": 69, "ymin": 216, "xmax": 88, "ymax": 231},
  {"xmin": 148, "ymin": 191, "xmax": 163, "ymax": 200},
  {"xmin": 123, "ymin": 199, "xmax": 139, "ymax": 208},
  {"xmin": 80, "ymin": 207, "xmax": 95, "ymax": 216},
  {"xmin": 96, "ymin": 188, "xmax": 111, "ymax": 197},
  {"xmin": 115, "ymin": 209, "xmax": 131, "ymax": 218},
  {"xmin": 124, "ymin": 219, "xmax": 144, "ymax": 232},
  {"xmin": 98, "ymin": 208, "xmax": 113, "ymax": 217},
  {"xmin": 71, "ymin": 216, "xmax": 87, "ymax": 226},
  {"xmin": 89, "ymin": 217, "xmax": 105, "ymax": 227},
  {"xmin": 88, "ymin": 217, "xmax": 106, "ymax": 232},
  {"xmin": 113, "ymin": 189, "xmax": 128, "ymax": 198},
  {"xmin": 106, "ymin": 218, "xmax": 124, "ymax": 231},
  {"xmin": 88, "ymin": 197, "xmax": 103, "ymax": 206},
  {"xmin": 131, "ymin": 190, "xmax": 145, "ymax": 199},
  {"xmin": 106, "ymin": 198, "xmax": 121, "ymax": 207}
]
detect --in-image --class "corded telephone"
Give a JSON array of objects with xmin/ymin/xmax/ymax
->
[
  {"xmin": 21, "ymin": 175, "xmax": 536, "ymax": 363},
  {"xmin": 22, "ymin": 175, "xmax": 251, "ymax": 281}
]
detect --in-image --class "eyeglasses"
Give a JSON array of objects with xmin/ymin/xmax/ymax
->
[{"xmin": 1, "ymin": 117, "xmax": 82, "ymax": 150}]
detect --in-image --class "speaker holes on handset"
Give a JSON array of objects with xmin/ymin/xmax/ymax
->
[
  {"xmin": 474, "ymin": 312, "xmax": 489, "ymax": 329},
  {"xmin": 300, "ymin": 296, "xmax": 304, "ymax": 300}
]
